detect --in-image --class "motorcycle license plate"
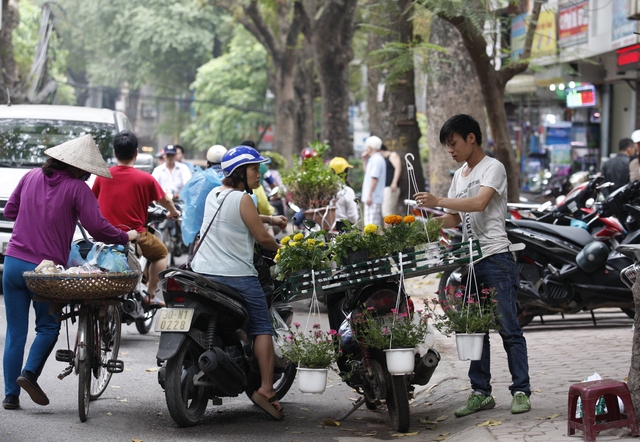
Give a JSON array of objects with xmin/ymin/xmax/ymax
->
[{"xmin": 154, "ymin": 308, "xmax": 194, "ymax": 332}]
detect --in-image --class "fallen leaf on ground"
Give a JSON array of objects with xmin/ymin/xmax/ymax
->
[
  {"xmin": 459, "ymin": 386, "xmax": 469, "ymax": 391},
  {"xmin": 146, "ymin": 367, "xmax": 158, "ymax": 372},
  {"xmin": 392, "ymin": 431, "xmax": 419, "ymax": 437},
  {"xmin": 300, "ymin": 407, "xmax": 309, "ymax": 411},
  {"xmin": 107, "ymin": 412, "xmax": 113, "ymax": 416},
  {"xmin": 349, "ymin": 397, "xmax": 359, "ymax": 401},
  {"xmin": 535, "ymin": 413, "xmax": 559, "ymax": 420},
  {"xmin": 111, "ymin": 385, "xmax": 121, "ymax": 388},
  {"xmin": 323, "ymin": 419, "xmax": 340, "ymax": 426},
  {"xmin": 120, "ymin": 352, "xmax": 128, "ymax": 356},
  {"xmin": 132, "ymin": 439, "xmax": 143, "ymax": 442},
  {"xmin": 426, "ymin": 383, "xmax": 438, "ymax": 392},
  {"xmin": 118, "ymin": 399, "xmax": 128, "ymax": 402},
  {"xmin": 435, "ymin": 415, "xmax": 448, "ymax": 422},
  {"xmin": 476, "ymin": 419, "xmax": 503, "ymax": 427},
  {"xmin": 533, "ymin": 389, "xmax": 542, "ymax": 393}
]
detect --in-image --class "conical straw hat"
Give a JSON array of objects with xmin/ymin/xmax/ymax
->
[{"xmin": 44, "ymin": 134, "xmax": 112, "ymax": 178}]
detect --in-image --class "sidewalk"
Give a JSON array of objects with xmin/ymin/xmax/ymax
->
[{"xmin": 402, "ymin": 275, "xmax": 638, "ymax": 442}]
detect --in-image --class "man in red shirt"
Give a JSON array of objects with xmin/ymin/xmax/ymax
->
[{"xmin": 93, "ymin": 131, "xmax": 180, "ymax": 307}]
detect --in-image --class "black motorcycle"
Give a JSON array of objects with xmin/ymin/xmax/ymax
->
[
  {"xmin": 155, "ymin": 258, "xmax": 296, "ymax": 427},
  {"xmin": 320, "ymin": 272, "xmax": 440, "ymax": 433}
]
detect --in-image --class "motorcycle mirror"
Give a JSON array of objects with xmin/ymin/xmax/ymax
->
[
  {"xmin": 268, "ymin": 186, "xmax": 280, "ymax": 198},
  {"xmin": 288, "ymin": 201, "xmax": 301, "ymax": 213},
  {"xmin": 585, "ymin": 197, "xmax": 595, "ymax": 208}
]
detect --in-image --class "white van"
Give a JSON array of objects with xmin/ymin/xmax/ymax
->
[{"xmin": 0, "ymin": 104, "xmax": 133, "ymax": 287}]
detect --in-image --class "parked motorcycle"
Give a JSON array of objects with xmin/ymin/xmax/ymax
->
[
  {"xmin": 155, "ymin": 251, "xmax": 296, "ymax": 427},
  {"xmin": 440, "ymin": 179, "xmax": 640, "ymax": 327},
  {"xmin": 324, "ymin": 275, "xmax": 440, "ymax": 433}
]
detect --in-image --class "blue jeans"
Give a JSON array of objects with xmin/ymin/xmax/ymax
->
[
  {"xmin": 206, "ymin": 275, "xmax": 273, "ymax": 336},
  {"xmin": 3, "ymin": 256, "xmax": 61, "ymax": 397},
  {"xmin": 468, "ymin": 252, "xmax": 530, "ymax": 397}
]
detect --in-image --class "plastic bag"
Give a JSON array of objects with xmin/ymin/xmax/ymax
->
[
  {"xmin": 68, "ymin": 243, "xmax": 86, "ymax": 267},
  {"xmin": 87, "ymin": 243, "xmax": 130, "ymax": 272},
  {"xmin": 180, "ymin": 167, "xmax": 223, "ymax": 246}
]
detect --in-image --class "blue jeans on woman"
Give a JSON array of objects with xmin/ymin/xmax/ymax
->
[
  {"xmin": 3, "ymin": 256, "xmax": 61, "ymax": 397},
  {"xmin": 468, "ymin": 252, "xmax": 530, "ymax": 397}
]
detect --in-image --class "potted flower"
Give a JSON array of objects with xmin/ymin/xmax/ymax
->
[
  {"xmin": 281, "ymin": 141, "xmax": 343, "ymax": 210},
  {"xmin": 274, "ymin": 231, "xmax": 329, "ymax": 281},
  {"xmin": 381, "ymin": 214, "xmax": 442, "ymax": 261},
  {"xmin": 328, "ymin": 221, "xmax": 386, "ymax": 266},
  {"xmin": 428, "ymin": 286, "xmax": 500, "ymax": 361},
  {"xmin": 281, "ymin": 323, "xmax": 340, "ymax": 394},
  {"xmin": 352, "ymin": 306, "xmax": 431, "ymax": 375}
]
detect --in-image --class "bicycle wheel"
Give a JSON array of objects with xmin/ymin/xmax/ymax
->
[
  {"xmin": 77, "ymin": 306, "xmax": 93, "ymax": 422},
  {"xmin": 90, "ymin": 305, "xmax": 121, "ymax": 400}
]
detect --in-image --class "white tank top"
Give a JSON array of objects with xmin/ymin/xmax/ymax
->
[{"xmin": 191, "ymin": 188, "xmax": 257, "ymax": 277}]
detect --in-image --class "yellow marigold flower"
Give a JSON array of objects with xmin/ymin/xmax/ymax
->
[
  {"xmin": 281, "ymin": 236, "xmax": 291, "ymax": 245},
  {"xmin": 289, "ymin": 241, "xmax": 299, "ymax": 247},
  {"xmin": 306, "ymin": 238, "xmax": 316, "ymax": 246},
  {"xmin": 293, "ymin": 233, "xmax": 304, "ymax": 241},
  {"xmin": 403, "ymin": 215, "xmax": 416, "ymax": 224},
  {"xmin": 318, "ymin": 242, "xmax": 325, "ymax": 247},
  {"xmin": 364, "ymin": 224, "xmax": 378, "ymax": 234}
]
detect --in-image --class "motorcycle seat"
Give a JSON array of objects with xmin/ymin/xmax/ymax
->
[
  {"xmin": 510, "ymin": 219, "xmax": 594, "ymax": 247},
  {"xmin": 176, "ymin": 270, "xmax": 246, "ymax": 304}
]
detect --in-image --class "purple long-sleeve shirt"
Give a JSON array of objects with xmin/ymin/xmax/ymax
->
[{"xmin": 4, "ymin": 168, "xmax": 129, "ymax": 266}]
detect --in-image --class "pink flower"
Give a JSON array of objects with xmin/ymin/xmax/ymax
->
[
  {"xmin": 329, "ymin": 329, "xmax": 337, "ymax": 336},
  {"xmin": 391, "ymin": 308, "xmax": 398, "ymax": 314},
  {"xmin": 367, "ymin": 306, "xmax": 375, "ymax": 311},
  {"xmin": 467, "ymin": 298, "xmax": 476, "ymax": 304},
  {"xmin": 293, "ymin": 322, "xmax": 300, "ymax": 328},
  {"xmin": 400, "ymin": 312, "xmax": 408, "ymax": 318},
  {"xmin": 455, "ymin": 292, "xmax": 463, "ymax": 298},
  {"xmin": 313, "ymin": 323, "xmax": 321, "ymax": 329},
  {"xmin": 481, "ymin": 288, "xmax": 491, "ymax": 295}
]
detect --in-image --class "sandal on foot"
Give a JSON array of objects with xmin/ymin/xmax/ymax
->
[
  {"xmin": 142, "ymin": 295, "xmax": 165, "ymax": 309},
  {"xmin": 250, "ymin": 392, "xmax": 284, "ymax": 420}
]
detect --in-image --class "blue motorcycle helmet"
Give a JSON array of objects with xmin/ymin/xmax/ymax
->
[{"xmin": 221, "ymin": 145, "xmax": 269, "ymax": 194}]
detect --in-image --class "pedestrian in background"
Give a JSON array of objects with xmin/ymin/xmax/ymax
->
[
  {"xmin": 380, "ymin": 144, "xmax": 402, "ymax": 220},
  {"xmin": 414, "ymin": 114, "xmax": 531, "ymax": 417},
  {"xmin": 361, "ymin": 136, "xmax": 386, "ymax": 227},
  {"xmin": 152, "ymin": 145, "xmax": 192, "ymax": 199},
  {"xmin": 2, "ymin": 135, "xmax": 137, "ymax": 410},
  {"xmin": 601, "ymin": 138, "xmax": 634, "ymax": 197},
  {"xmin": 174, "ymin": 145, "xmax": 195, "ymax": 173}
]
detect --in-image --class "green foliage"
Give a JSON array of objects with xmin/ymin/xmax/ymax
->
[
  {"xmin": 429, "ymin": 286, "xmax": 500, "ymax": 335},
  {"xmin": 262, "ymin": 151, "xmax": 287, "ymax": 170},
  {"xmin": 275, "ymin": 231, "xmax": 330, "ymax": 280},
  {"xmin": 281, "ymin": 323, "xmax": 340, "ymax": 369},
  {"xmin": 181, "ymin": 26, "xmax": 272, "ymax": 151},
  {"xmin": 352, "ymin": 307, "xmax": 431, "ymax": 349},
  {"xmin": 281, "ymin": 141, "xmax": 343, "ymax": 208},
  {"xmin": 381, "ymin": 214, "xmax": 442, "ymax": 254},
  {"xmin": 328, "ymin": 221, "xmax": 377, "ymax": 265}
]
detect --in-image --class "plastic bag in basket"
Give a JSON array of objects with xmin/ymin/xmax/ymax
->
[{"xmin": 87, "ymin": 243, "xmax": 130, "ymax": 272}]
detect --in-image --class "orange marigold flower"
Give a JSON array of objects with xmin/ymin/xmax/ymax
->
[
  {"xmin": 384, "ymin": 214, "xmax": 402, "ymax": 225},
  {"xmin": 403, "ymin": 215, "xmax": 415, "ymax": 223}
]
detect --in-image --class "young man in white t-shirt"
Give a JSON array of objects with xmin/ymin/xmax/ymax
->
[{"xmin": 414, "ymin": 114, "xmax": 531, "ymax": 417}]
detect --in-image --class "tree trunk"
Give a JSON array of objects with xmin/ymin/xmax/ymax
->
[
  {"xmin": 273, "ymin": 56, "xmax": 297, "ymax": 161},
  {"xmin": 293, "ymin": 35, "xmax": 316, "ymax": 153},
  {"xmin": 304, "ymin": 0, "xmax": 358, "ymax": 159},
  {"xmin": 366, "ymin": 0, "xmax": 382, "ymax": 133},
  {"xmin": 426, "ymin": 18, "xmax": 487, "ymax": 199},
  {"xmin": 0, "ymin": 0, "xmax": 20, "ymax": 105},
  {"xmin": 371, "ymin": 0, "xmax": 423, "ymax": 214}
]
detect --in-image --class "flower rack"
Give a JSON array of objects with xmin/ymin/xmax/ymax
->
[{"xmin": 279, "ymin": 240, "xmax": 482, "ymax": 302}]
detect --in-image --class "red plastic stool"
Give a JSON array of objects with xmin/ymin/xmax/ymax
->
[{"xmin": 567, "ymin": 379, "xmax": 640, "ymax": 442}]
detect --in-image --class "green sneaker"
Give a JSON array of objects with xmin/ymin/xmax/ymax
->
[
  {"xmin": 511, "ymin": 392, "xmax": 531, "ymax": 414},
  {"xmin": 454, "ymin": 392, "xmax": 496, "ymax": 417}
]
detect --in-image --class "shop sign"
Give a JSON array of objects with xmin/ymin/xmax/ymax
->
[
  {"xmin": 611, "ymin": 0, "xmax": 638, "ymax": 49},
  {"xmin": 566, "ymin": 84, "xmax": 597, "ymax": 108},
  {"xmin": 532, "ymin": 10, "xmax": 557, "ymax": 58},
  {"xmin": 617, "ymin": 44, "xmax": 640, "ymax": 72},
  {"xmin": 510, "ymin": 13, "xmax": 527, "ymax": 61},
  {"xmin": 558, "ymin": 1, "xmax": 589, "ymax": 48}
]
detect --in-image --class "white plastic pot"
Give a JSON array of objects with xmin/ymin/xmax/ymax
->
[
  {"xmin": 455, "ymin": 333, "xmax": 485, "ymax": 361},
  {"xmin": 297, "ymin": 368, "xmax": 328, "ymax": 394},
  {"xmin": 384, "ymin": 348, "xmax": 416, "ymax": 375}
]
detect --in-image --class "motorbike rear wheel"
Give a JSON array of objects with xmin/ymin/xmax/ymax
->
[
  {"xmin": 135, "ymin": 309, "xmax": 156, "ymax": 334},
  {"xmin": 165, "ymin": 337, "xmax": 212, "ymax": 427},
  {"xmin": 386, "ymin": 374, "xmax": 411, "ymax": 433}
]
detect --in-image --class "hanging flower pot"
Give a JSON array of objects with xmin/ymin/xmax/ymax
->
[
  {"xmin": 384, "ymin": 348, "xmax": 416, "ymax": 375},
  {"xmin": 297, "ymin": 368, "xmax": 328, "ymax": 394},
  {"xmin": 455, "ymin": 333, "xmax": 485, "ymax": 361}
]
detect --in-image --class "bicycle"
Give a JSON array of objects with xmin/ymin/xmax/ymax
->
[{"xmin": 24, "ymin": 270, "xmax": 137, "ymax": 422}]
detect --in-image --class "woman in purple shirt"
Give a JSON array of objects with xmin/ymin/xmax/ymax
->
[{"xmin": 2, "ymin": 135, "xmax": 138, "ymax": 411}]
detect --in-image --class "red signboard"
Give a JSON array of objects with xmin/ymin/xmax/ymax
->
[{"xmin": 617, "ymin": 44, "xmax": 640, "ymax": 72}]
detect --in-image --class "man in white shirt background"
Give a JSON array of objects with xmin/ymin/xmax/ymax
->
[{"xmin": 152, "ymin": 144, "xmax": 193, "ymax": 200}]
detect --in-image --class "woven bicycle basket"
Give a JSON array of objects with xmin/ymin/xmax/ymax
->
[{"xmin": 23, "ymin": 271, "xmax": 140, "ymax": 300}]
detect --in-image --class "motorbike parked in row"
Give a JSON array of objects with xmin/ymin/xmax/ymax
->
[
  {"xmin": 440, "ymin": 179, "xmax": 640, "ymax": 327},
  {"xmin": 155, "ymin": 249, "xmax": 296, "ymax": 427}
]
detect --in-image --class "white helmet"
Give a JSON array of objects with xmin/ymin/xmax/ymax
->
[
  {"xmin": 632, "ymin": 130, "xmax": 640, "ymax": 144},
  {"xmin": 206, "ymin": 145, "xmax": 227, "ymax": 164}
]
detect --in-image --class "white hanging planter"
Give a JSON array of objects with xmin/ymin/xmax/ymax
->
[
  {"xmin": 455, "ymin": 333, "xmax": 485, "ymax": 361},
  {"xmin": 297, "ymin": 368, "xmax": 328, "ymax": 394},
  {"xmin": 384, "ymin": 348, "xmax": 416, "ymax": 375}
]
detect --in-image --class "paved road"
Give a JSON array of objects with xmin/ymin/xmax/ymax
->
[{"xmin": 1, "ymin": 272, "xmax": 638, "ymax": 441}]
